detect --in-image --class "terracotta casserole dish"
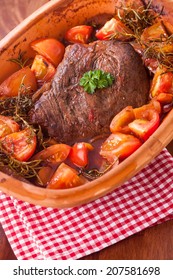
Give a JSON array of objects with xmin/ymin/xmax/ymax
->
[{"xmin": 0, "ymin": 0, "xmax": 173, "ymax": 208}]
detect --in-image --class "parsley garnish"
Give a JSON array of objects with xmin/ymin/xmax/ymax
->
[{"xmin": 79, "ymin": 69, "xmax": 114, "ymax": 94}]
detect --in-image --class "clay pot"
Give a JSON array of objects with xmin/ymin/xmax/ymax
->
[{"xmin": 0, "ymin": 0, "xmax": 173, "ymax": 208}]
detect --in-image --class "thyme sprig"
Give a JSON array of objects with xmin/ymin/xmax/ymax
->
[{"xmin": 8, "ymin": 50, "xmax": 31, "ymax": 68}]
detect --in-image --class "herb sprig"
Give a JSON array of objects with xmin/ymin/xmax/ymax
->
[
  {"xmin": 143, "ymin": 35, "xmax": 173, "ymax": 71},
  {"xmin": 79, "ymin": 158, "xmax": 118, "ymax": 180},
  {"xmin": 8, "ymin": 50, "xmax": 31, "ymax": 68},
  {"xmin": 0, "ymin": 95, "xmax": 33, "ymax": 119},
  {"xmin": 79, "ymin": 69, "xmax": 114, "ymax": 94},
  {"xmin": 0, "ymin": 147, "xmax": 42, "ymax": 182},
  {"xmin": 116, "ymin": 0, "xmax": 163, "ymax": 40}
]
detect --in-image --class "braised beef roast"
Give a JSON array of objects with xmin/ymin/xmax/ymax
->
[{"xmin": 30, "ymin": 40, "xmax": 150, "ymax": 144}]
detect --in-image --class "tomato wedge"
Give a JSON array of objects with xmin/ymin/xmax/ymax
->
[
  {"xmin": 141, "ymin": 21, "xmax": 168, "ymax": 43},
  {"xmin": 129, "ymin": 109, "xmax": 160, "ymax": 141},
  {"xmin": 150, "ymin": 66, "xmax": 173, "ymax": 97},
  {"xmin": 110, "ymin": 106, "xmax": 135, "ymax": 134},
  {"xmin": 156, "ymin": 93, "xmax": 173, "ymax": 104},
  {"xmin": 1, "ymin": 127, "xmax": 37, "ymax": 161},
  {"xmin": 47, "ymin": 163, "xmax": 87, "ymax": 189},
  {"xmin": 33, "ymin": 144, "xmax": 71, "ymax": 163},
  {"xmin": 37, "ymin": 166, "xmax": 55, "ymax": 186},
  {"xmin": 0, "ymin": 67, "xmax": 37, "ymax": 99},
  {"xmin": 31, "ymin": 54, "xmax": 56, "ymax": 85},
  {"xmin": 30, "ymin": 38, "xmax": 65, "ymax": 67},
  {"xmin": 69, "ymin": 142, "xmax": 94, "ymax": 167},
  {"xmin": 163, "ymin": 19, "xmax": 173, "ymax": 35},
  {"xmin": 0, "ymin": 115, "xmax": 19, "ymax": 138},
  {"xmin": 141, "ymin": 20, "xmax": 173, "ymax": 53},
  {"xmin": 135, "ymin": 99, "xmax": 162, "ymax": 116},
  {"xmin": 95, "ymin": 18, "xmax": 133, "ymax": 40},
  {"xmin": 100, "ymin": 132, "xmax": 142, "ymax": 163},
  {"xmin": 110, "ymin": 100, "xmax": 161, "ymax": 136},
  {"xmin": 65, "ymin": 25, "xmax": 93, "ymax": 44}
]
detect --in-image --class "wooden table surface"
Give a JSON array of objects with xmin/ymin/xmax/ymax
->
[{"xmin": 0, "ymin": 0, "xmax": 173, "ymax": 260}]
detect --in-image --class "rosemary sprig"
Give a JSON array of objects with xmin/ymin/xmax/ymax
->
[
  {"xmin": 143, "ymin": 35, "xmax": 173, "ymax": 71},
  {"xmin": 0, "ymin": 95, "xmax": 33, "ymax": 121},
  {"xmin": 79, "ymin": 159, "xmax": 118, "ymax": 180},
  {"xmin": 0, "ymin": 147, "xmax": 42, "ymax": 181},
  {"xmin": 116, "ymin": 0, "xmax": 163, "ymax": 40},
  {"xmin": 8, "ymin": 50, "xmax": 31, "ymax": 68},
  {"xmin": 0, "ymin": 76, "xmax": 34, "ymax": 124}
]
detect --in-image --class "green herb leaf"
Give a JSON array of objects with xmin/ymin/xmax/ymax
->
[{"xmin": 79, "ymin": 69, "xmax": 114, "ymax": 94}]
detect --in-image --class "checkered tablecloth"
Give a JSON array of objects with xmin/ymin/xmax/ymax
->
[{"xmin": 0, "ymin": 149, "xmax": 173, "ymax": 260}]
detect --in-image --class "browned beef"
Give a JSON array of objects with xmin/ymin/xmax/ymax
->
[{"xmin": 30, "ymin": 40, "xmax": 150, "ymax": 144}]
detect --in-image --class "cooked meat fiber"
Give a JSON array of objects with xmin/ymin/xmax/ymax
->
[{"xmin": 30, "ymin": 40, "xmax": 150, "ymax": 144}]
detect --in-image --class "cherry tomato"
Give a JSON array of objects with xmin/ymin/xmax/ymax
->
[
  {"xmin": 33, "ymin": 144, "xmax": 71, "ymax": 163},
  {"xmin": 100, "ymin": 132, "xmax": 142, "ymax": 163},
  {"xmin": 69, "ymin": 142, "xmax": 94, "ymax": 167},
  {"xmin": 0, "ymin": 67, "xmax": 37, "ymax": 99},
  {"xmin": 110, "ymin": 106, "xmax": 135, "ymax": 134},
  {"xmin": 129, "ymin": 109, "xmax": 160, "ymax": 141},
  {"xmin": 150, "ymin": 66, "xmax": 173, "ymax": 97},
  {"xmin": 31, "ymin": 54, "xmax": 56, "ymax": 85},
  {"xmin": 0, "ymin": 115, "xmax": 19, "ymax": 138},
  {"xmin": 30, "ymin": 38, "xmax": 65, "ymax": 67},
  {"xmin": 1, "ymin": 127, "xmax": 37, "ymax": 161},
  {"xmin": 95, "ymin": 18, "xmax": 133, "ymax": 40},
  {"xmin": 47, "ymin": 163, "xmax": 87, "ymax": 189},
  {"xmin": 65, "ymin": 25, "xmax": 93, "ymax": 44}
]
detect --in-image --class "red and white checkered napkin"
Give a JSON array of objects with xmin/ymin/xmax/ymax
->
[{"xmin": 0, "ymin": 149, "xmax": 173, "ymax": 260}]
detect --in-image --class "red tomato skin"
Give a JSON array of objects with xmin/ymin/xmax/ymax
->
[
  {"xmin": 158, "ymin": 72, "xmax": 173, "ymax": 93},
  {"xmin": 129, "ymin": 109, "xmax": 160, "ymax": 141},
  {"xmin": 100, "ymin": 132, "xmax": 142, "ymax": 163},
  {"xmin": 1, "ymin": 128, "xmax": 37, "ymax": 161},
  {"xmin": 110, "ymin": 106, "xmax": 135, "ymax": 134},
  {"xmin": 69, "ymin": 142, "xmax": 93, "ymax": 167},
  {"xmin": 47, "ymin": 163, "xmax": 87, "ymax": 189},
  {"xmin": 0, "ymin": 67, "xmax": 37, "ymax": 99},
  {"xmin": 65, "ymin": 25, "xmax": 93, "ymax": 44},
  {"xmin": 0, "ymin": 115, "xmax": 19, "ymax": 138},
  {"xmin": 134, "ymin": 99, "xmax": 161, "ymax": 116},
  {"xmin": 33, "ymin": 144, "xmax": 71, "ymax": 163},
  {"xmin": 156, "ymin": 93, "xmax": 173, "ymax": 104},
  {"xmin": 150, "ymin": 66, "xmax": 173, "ymax": 97},
  {"xmin": 31, "ymin": 38, "xmax": 65, "ymax": 67},
  {"xmin": 95, "ymin": 18, "xmax": 133, "ymax": 40}
]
